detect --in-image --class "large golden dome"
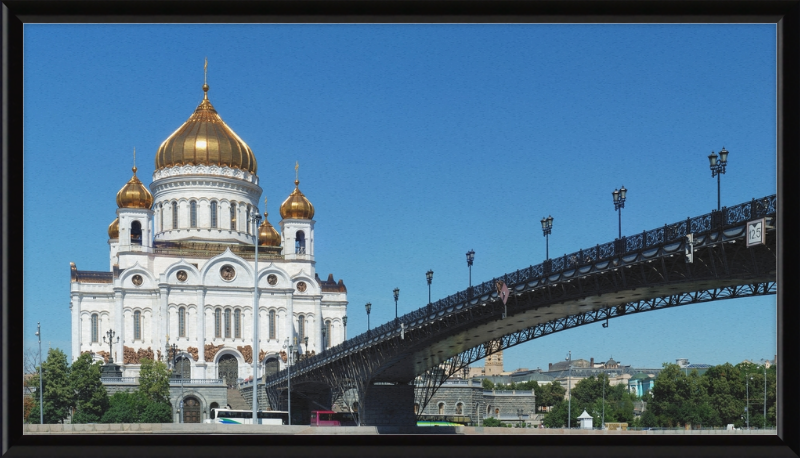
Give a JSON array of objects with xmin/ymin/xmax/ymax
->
[
  {"xmin": 258, "ymin": 211, "xmax": 281, "ymax": 246},
  {"xmin": 154, "ymin": 84, "xmax": 257, "ymax": 174},
  {"xmin": 116, "ymin": 167, "xmax": 154, "ymax": 209},
  {"xmin": 280, "ymin": 180, "xmax": 315, "ymax": 220},
  {"xmin": 108, "ymin": 217, "xmax": 119, "ymax": 239}
]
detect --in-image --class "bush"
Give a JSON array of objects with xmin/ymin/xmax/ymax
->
[
  {"xmin": 482, "ymin": 417, "xmax": 504, "ymax": 427},
  {"xmin": 139, "ymin": 402, "xmax": 173, "ymax": 423}
]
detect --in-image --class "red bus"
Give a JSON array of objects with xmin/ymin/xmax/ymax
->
[{"xmin": 310, "ymin": 410, "xmax": 357, "ymax": 426}]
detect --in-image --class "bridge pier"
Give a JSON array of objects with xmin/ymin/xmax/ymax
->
[{"xmin": 362, "ymin": 383, "xmax": 416, "ymax": 426}]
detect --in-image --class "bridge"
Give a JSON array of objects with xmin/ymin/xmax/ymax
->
[{"xmin": 263, "ymin": 195, "xmax": 777, "ymax": 426}]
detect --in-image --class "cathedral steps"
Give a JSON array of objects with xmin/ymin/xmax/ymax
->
[{"xmin": 227, "ymin": 388, "xmax": 251, "ymax": 410}]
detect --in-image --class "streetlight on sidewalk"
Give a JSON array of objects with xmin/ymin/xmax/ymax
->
[
  {"xmin": 283, "ymin": 337, "xmax": 294, "ymax": 425},
  {"xmin": 249, "ymin": 209, "xmax": 262, "ymax": 423},
  {"xmin": 612, "ymin": 186, "xmax": 627, "ymax": 239},
  {"xmin": 708, "ymin": 147, "xmax": 729, "ymax": 211},
  {"xmin": 566, "ymin": 351, "xmax": 572, "ymax": 429},
  {"xmin": 36, "ymin": 323, "xmax": 43, "ymax": 424}
]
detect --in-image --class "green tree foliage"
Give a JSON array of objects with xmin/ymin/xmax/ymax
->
[
  {"xmin": 138, "ymin": 358, "xmax": 171, "ymax": 404},
  {"xmin": 29, "ymin": 348, "xmax": 73, "ymax": 424},
  {"xmin": 536, "ymin": 382, "xmax": 565, "ymax": 412},
  {"xmin": 481, "ymin": 378, "xmax": 495, "ymax": 390},
  {"xmin": 482, "ymin": 417, "xmax": 503, "ymax": 427},
  {"xmin": 101, "ymin": 391, "xmax": 148, "ymax": 423},
  {"xmin": 139, "ymin": 401, "xmax": 173, "ymax": 423},
  {"xmin": 69, "ymin": 353, "xmax": 109, "ymax": 423},
  {"xmin": 542, "ymin": 399, "xmax": 581, "ymax": 428}
]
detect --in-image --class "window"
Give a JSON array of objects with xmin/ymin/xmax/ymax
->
[
  {"xmin": 297, "ymin": 314, "xmax": 305, "ymax": 341},
  {"xmin": 295, "ymin": 231, "xmax": 306, "ymax": 254},
  {"xmin": 230, "ymin": 203, "xmax": 236, "ymax": 231},
  {"xmin": 210, "ymin": 201, "xmax": 217, "ymax": 228},
  {"xmin": 438, "ymin": 403, "xmax": 445, "ymax": 415},
  {"xmin": 134, "ymin": 310, "xmax": 141, "ymax": 340},
  {"xmin": 172, "ymin": 202, "xmax": 178, "ymax": 229},
  {"xmin": 246, "ymin": 208, "xmax": 250, "ymax": 234},
  {"xmin": 225, "ymin": 309, "xmax": 231, "ymax": 338},
  {"xmin": 325, "ymin": 320, "xmax": 332, "ymax": 348},
  {"xmin": 160, "ymin": 204, "xmax": 164, "ymax": 232},
  {"xmin": 269, "ymin": 310, "xmax": 276, "ymax": 340},
  {"xmin": 190, "ymin": 201, "xmax": 197, "ymax": 228},
  {"xmin": 215, "ymin": 308, "xmax": 221, "ymax": 338},
  {"xmin": 131, "ymin": 220, "xmax": 142, "ymax": 243},
  {"xmin": 179, "ymin": 307, "xmax": 186, "ymax": 337},
  {"xmin": 456, "ymin": 403, "xmax": 463, "ymax": 415},
  {"xmin": 234, "ymin": 309, "xmax": 241, "ymax": 338},
  {"xmin": 91, "ymin": 313, "xmax": 98, "ymax": 343}
]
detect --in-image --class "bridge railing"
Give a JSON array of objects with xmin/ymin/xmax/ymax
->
[{"xmin": 267, "ymin": 195, "xmax": 776, "ymax": 383}]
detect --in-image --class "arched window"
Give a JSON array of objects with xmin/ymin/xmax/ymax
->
[
  {"xmin": 160, "ymin": 204, "xmax": 164, "ymax": 232},
  {"xmin": 245, "ymin": 208, "xmax": 250, "ymax": 234},
  {"xmin": 225, "ymin": 309, "xmax": 231, "ymax": 338},
  {"xmin": 131, "ymin": 220, "xmax": 142, "ymax": 244},
  {"xmin": 438, "ymin": 403, "xmax": 445, "ymax": 415},
  {"xmin": 269, "ymin": 310, "xmax": 276, "ymax": 340},
  {"xmin": 234, "ymin": 309, "xmax": 241, "ymax": 338},
  {"xmin": 230, "ymin": 203, "xmax": 236, "ymax": 231},
  {"xmin": 172, "ymin": 202, "xmax": 178, "ymax": 229},
  {"xmin": 134, "ymin": 310, "xmax": 141, "ymax": 340},
  {"xmin": 456, "ymin": 403, "xmax": 463, "ymax": 415},
  {"xmin": 487, "ymin": 406, "xmax": 492, "ymax": 415},
  {"xmin": 295, "ymin": 231, "xmax": 306, "ymax": 254},
  {"xmin": 297, "ymin": 314, "xmax": 305, "ymax": 341},
  {"xmin": 325, "ymin": 320, "xmax": 332, "ymax": 348},
  {"xmin": 210, "ymin": 201, "xmax": 218, "ymax": 228},
  {"xmin": 190, "ymin": 201, "xmax": 197, "ymax": 228},
  {"xmin": 91, "ymin": 313, "xmax": 99, "ymax": 343},
  {"xmin": 179, "ymin": 307, "xmax": 186, "ymax": 338},
  {"xmin": 214, "ymin": 308, "xmax": 221, "ymax": 338}
]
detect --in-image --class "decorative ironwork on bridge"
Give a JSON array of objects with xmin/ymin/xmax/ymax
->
[{"xmin": 263, "ymin": 195, "xmax": 776, "ymax": 425}]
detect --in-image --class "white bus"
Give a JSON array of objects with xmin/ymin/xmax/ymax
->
[{"xmin": 205, "ymin": 409, "xmax": 289, "ymax": 425}]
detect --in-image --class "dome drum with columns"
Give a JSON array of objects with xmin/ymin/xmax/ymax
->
[{"xmin": 74, "ymin": 69, "xmax": 347, "ymax": 399}]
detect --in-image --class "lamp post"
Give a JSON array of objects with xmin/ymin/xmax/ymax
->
[
  {"xmin": 746, "ymin": 375, "xmax": 751, "ymax": 429},
  {"xmin": 303, "ymin": 336, "xmax": 309, "ymax": 359},
  {"xmin": 517, "ymin": 408, "xmax": 524, "ymax": 427},
  {"xmin": 365, "ymin": 302, "xmax": 372, "ymax": 335},
  {"xmin": 342, "ymin": 316, "xmax": 347, "ymax": 340},
  {"xmin": 566, "ymin": 351, "xmax": 572, "ymax": 429},
  {"xmin": 102, "ymin": 329, "xmax": 119, "ymax": 364},
  {"xmin": 612, "ymin": 186, "xmax": 627, "ymax": 239},
  {"xmin": 601, "ymin": 371, "xmax": 606, "ymax": 429},
  {"xmin": 540, "ymin": 216, "xmax": 553, "ymax": 260},
  {"xmin": 249, "ymin": 210, "xmax": 262, "ymax": 423},
  {"xmin": 426, "ymin": 270, "xmax": 434, "ymax": 314},
  {"xmin": 393, "ymin": 287, "xmax": 400, "ymax": 322},
  {"xmin": 708, "ymin": 147, "xmax": 729, "ymax": 211},
  {"xmin": 282, "ymin": 337, "xmax": 294, "ymax": 425},
  {"xmin": 169, "ymin": 342, "xmax": 181, "ymax": 422},
  {"xmin": 36, "ymin": 322, "xmax": 43, "ymax": 424},
  {"xmin": 466, "ymin": 250, "xmax": 475, "ymax": 288},
  {"xmin": 321, "ymin": 326, "xmax": 327, "ymax": 351},
  {"xmin": 764, "ymin": 364, "xmax": 767, "ymax": 427}
]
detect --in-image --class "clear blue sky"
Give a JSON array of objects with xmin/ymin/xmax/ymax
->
[{"xmin": 23, "ymin": 24, "xmax": 777, "ymax": 372}]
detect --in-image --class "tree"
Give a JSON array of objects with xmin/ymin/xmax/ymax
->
[
  {"xmin": 69, "ymin": 352, "xmax": 109, "ymax": 423},
  {"xmin": 29, "ymin": 348, "xmax": 73, "ymax": 424},
  {"xmin": 481, "ymin": 378, "xmax": 495, "ymax": 390},
  {"xmin": 139, "ymin": 401, "xmax": 173, "ymax": 423},
  {"xmin": 482, "ymin": 417, "xmax": 503, "ymax": 427},
  {"xmin": 137, "ymin": 358, "xmax": 171, "ymax": 404},
  {"xmin": 537, "ymin": 382, "xmax": 565, "ymax": 412},
  {"xmin": 542, "ymin": 398, "xmax": 581, "ymax": 428},
  {"xmin": 101, "ymin": 391, "xmax": 148, "ymax": 424}
]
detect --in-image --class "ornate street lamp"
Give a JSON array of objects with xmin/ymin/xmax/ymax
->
[
  {"xmin": 708, "ymin": 147, "xmax": 729, "ymax": 211},
  {"xmin": 169, "ymin": 342, "xmax": 183, "ymax": 423},
  {"xmin": 36, "ymin": 323, "xmax": 43, "ymax": 424},
  {"xmin": 342, "ymin": 315, "xmax": 347, "ymax": 340},
  {"xmin": 612, "ymin": 186, "xmax": 627, "ymax": 239},
  {"xmin": 321, "ymin": 325, "xmax": 327, "ymax": 351},
  {"xmin": 426, "ymin": 270, "xmax": 434, "ymax": 314},
  {"xmin": 540, "ymin": 216, "xmax": 553, "ymax": 260},
  {"xmin": 248, "ymin": 209, "xmax": 262, "ymax": 423},
  {"xmin": 466, "ymin": 250, "xmax": 475, "ymax": 288},
  {"xmin": 365, "ymin": 302, "xmax": 372, "ymax": 335},
  {"xmin": 303, "ymin": 336, "xmax": 309, "ymax": 359},
  {"xmin": 393, "ymin": 287, "xmax": 400, "ymax": 322},
  {"xmin": 102, "ymin": 329, "xmax": 119, "ymax": 364}
]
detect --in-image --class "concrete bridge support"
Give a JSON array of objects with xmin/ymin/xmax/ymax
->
[{"xmin": 363, "ymin": 383, "xmax": 416, "ymax": 426}]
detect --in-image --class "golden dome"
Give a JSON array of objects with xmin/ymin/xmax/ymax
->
[
  {"xmin": 116, "ymin": 167, "xmax": 154, "ymax": 209},
  {"xmin": 280, "ymin": 180, "xmax": 315, "ymax": 220},
  {"xmin": 154, "ymin": 84, "xmax": 257, "ymax": 174},
  {"xmin": 108, "ymin": 217, "xmax": 119, "ymax": 239},
  {"xmin": 258, "ymin": 212, "xmax": 281, "ymax": 246}
]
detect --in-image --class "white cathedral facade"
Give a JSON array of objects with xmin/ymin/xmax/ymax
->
[{"xmin": 69, "ymin": 79, "xmax": 348, "ymax": 385}]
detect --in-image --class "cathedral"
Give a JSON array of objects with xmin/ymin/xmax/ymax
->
[{"xmin": 69, "ymin": 74, "xmax": 349, "ymax": 385}]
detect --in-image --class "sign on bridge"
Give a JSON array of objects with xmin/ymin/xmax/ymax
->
[{"xmin": 747, "ymin": 218, "xmax": 765, "ymax": 247}]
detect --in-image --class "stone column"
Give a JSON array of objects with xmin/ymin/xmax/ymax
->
[
  {"xmin": 286, "ymin": 295, "xmax": 294, "ymax": 348},
  {"xmin": 314, "ymin": 298, "xmax": 322, "ymax": 353},
  {"xmin": 197, "ymin": 289, "xmax": 206, "ymax": 362},
  {"xmin": 114, "ymin": 290, "xmax": 124, "ymax": 364},
  {"xmin": 159, "ymin": 286, "xmax": 169, "ymax": 363},
  {"xmin": 71, "ymin": 295, "xmax": 81, "ymax": 362}
]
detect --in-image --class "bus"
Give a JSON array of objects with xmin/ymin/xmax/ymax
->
[
  {"xmin": 309, "ymin": 410, "xmax": 357, "ymax": 426},
  {"xmin": 205, "ymin": 409, "xmax": 289, "ymax": 425}
]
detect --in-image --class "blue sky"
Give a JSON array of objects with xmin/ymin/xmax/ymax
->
[{"xmin": 23, "ymin": 24, "xmax": 777, "ymax": 372}]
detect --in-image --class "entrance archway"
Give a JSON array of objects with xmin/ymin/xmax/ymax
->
[
  {"xmin": 176, "ymin": 356, "xmax": 191, "ymax": 379},
  {"xmin": 264, "ymin": 356, "xmax": 280, "ymax": 379},
  {"xmin": 218, "ymin": 354, "xmax": 239, "ymax": 387},
  {"xmin": 183, "ymin": 396, "xmax": 201, "ymax": 423}
]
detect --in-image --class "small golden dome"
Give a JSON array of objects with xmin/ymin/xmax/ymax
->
[
  {"xmin": 280, "ymin": 179, "xmax": 315, "ymax": 220},
  {"xmin": 116, "ymin": 167, "xmax": 154, "ymax": 209},
  {"xmin": 108, "ymin": 217, "xmax": 119, "ymax": 239},
  {"xmin": 154, "ymin": 83, "xmax": 257, "ymax": 174},
  {"xmin": 258, "ymin": 212, "xmax": 281, "ymax": 246}
]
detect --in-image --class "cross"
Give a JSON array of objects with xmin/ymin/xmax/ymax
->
[
  {"xmin": 204, "ymin": 57, "xmax": 208, "ymax": 85},
  {"xmin": 295, "ymin": 161, "xmax": 299, "ymax": 182}
]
